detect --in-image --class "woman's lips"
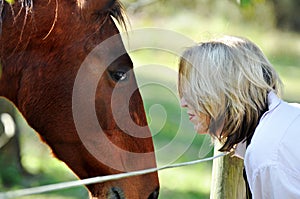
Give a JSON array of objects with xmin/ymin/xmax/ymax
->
[{"xmin": 188, "ymin": 113, "xmax": 195, "ymax": 120}]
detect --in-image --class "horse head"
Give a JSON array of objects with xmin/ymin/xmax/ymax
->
[{"xmin": 0, "ymin": 0, "xmax": 159, "ymax": 198}]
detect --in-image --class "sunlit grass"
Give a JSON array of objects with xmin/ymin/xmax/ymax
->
[
  {"xmin": 158, "ymin": 163, "xmax": 212, "ymax": 199},
  {"xmin": 275, "ymin": 65, "xmax": 300, "ymax": 102}
]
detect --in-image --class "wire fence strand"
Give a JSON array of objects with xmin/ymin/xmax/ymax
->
[{"xmin": 0, "ymin": 152, "xmax": 228, "ymax": 199}]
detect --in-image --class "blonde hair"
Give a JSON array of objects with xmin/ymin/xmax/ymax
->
[{"xmin": 178, "ymin": 36, "xmax": 282, "ymax": 152}]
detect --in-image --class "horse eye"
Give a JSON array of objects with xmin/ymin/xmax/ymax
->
[{"xmin": 109, "ymin": 71, "xmax": 128, "ymax": 82}]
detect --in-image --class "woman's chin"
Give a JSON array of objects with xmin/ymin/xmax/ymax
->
[{"xmin": 194, "ymin": 126, "xmax": 208, "ymax": 134}]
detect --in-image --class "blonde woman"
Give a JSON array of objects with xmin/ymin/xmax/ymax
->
[{"xmin": 178, "ymin": 36, "xmax": 300, "ymax": 199}]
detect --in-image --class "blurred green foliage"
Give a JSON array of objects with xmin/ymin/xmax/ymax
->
[
  {"xmin": 124, "ymin": 0, "xmax": 300, "ymax": 32},
  {"xmin": 239, "ymin": 0, "xmax": 251, "ymax": 7},
  {"xmin": 4, "ymin": 0, "xmax": 14, "ymax": 4}
]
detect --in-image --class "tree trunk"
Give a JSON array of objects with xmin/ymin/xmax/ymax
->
[{"xmin": 271, "ymin": 0, "xmax": 300, "ymax": 32}]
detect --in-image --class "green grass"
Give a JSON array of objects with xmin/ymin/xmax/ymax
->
[
  {"xmin": 158, "ymin": 163, "xmax": 212, "ymax": 199},
  {"xmin": 0, "ymin": 114, "xmax": 89, "ymax": 199},
  {"xmin": 135, "ymin": 68, "xmax": 214, "ymax": 199}
]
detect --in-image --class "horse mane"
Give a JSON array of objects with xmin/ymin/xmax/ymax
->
[
  {"xmin": 0, "ymin": 0, "xmax": 128, "ymax": 34},
  {"xmin": 108, "ymin": 0, "xmax": 128, "ymax": 30},
  {"xmin": 0, "ymin": 0, "xmax": 33, "ymax": 33},
  {"xmin": 0, "ymin": 0, "xmax": 5, "ymax": 34}
]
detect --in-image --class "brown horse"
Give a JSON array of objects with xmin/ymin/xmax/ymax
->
[{"xmin": 0, "ymin": 0, "xmax": 159, "ymax": 198}]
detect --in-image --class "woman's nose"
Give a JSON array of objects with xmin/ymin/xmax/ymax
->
[{"xmin": 180, "ymin": 97, "xmax": 188, "ymax": 108}]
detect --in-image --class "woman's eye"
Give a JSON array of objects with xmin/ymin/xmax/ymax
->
[{"xmin": 109, "ymin": 71, "xmax": 128, "ymax": 82}]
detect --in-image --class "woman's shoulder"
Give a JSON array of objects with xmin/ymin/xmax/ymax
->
[
  {"xmin": 245, "ymin": 100, "xmax": 300, "ymax": 180},
  {"xmin": 289, "ymin": 102, "xmax": 300, "ymax": 109},
  {"xmin": 272, "ymin": 99, "xmax": 300, "ymax": 120}
]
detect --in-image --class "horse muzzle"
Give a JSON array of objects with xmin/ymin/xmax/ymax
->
[{"xmin": 106, "ymin": 186, "xmax": 159, "ymax": 199}]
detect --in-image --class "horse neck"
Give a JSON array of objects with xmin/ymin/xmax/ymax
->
[
  {"xmin": 0, "ymin": 59, "xmax": 23, "ymax": 105},
  {"xmin": 0, "ymin": 3, "xmax": 28, "ymax": 105}
]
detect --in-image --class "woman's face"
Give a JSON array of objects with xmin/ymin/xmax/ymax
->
[{"xmin": 180, "ymin": 97, "xmax": 209, "ymax": 134}]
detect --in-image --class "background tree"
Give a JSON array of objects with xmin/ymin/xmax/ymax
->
[{"xmin": 271, "ymin": 0, "xmax": 300, "ymax": 31}]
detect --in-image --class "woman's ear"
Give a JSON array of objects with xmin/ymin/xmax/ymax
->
[{"xmin": 77, "ymin": 0, "xmax": 115, "ymax": 21}]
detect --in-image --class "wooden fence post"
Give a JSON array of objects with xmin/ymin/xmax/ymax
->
[{"xmin": 210, "ymin": 140, "xmax": 246, "ymax": 199}]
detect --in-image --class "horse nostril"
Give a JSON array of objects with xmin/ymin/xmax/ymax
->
[
  {"xmin": 148, "ymin": 187, "xmax": 159, "ymax": 199},
  {"xmin": 107, "ymin": 187, "xmax": 125, "ymax": 199}
]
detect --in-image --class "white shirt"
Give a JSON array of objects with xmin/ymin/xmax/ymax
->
[{"xmin": 235, "ymin": 92, "xmax": 300, "ymax": 199}]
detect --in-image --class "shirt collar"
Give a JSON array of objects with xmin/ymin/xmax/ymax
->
[
  {"xmin": 267, "ymin": 91, "xmax": 281, "ymax": 112},
  {"xmin": 232, "ymin": 91, "xmax": 281, "ymax": 159}
]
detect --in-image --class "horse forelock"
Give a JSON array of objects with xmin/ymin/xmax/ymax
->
[
  {"xmin": 0, "ymin": 0, "xmax": 5, "ymax": 34},
  {"xmin": 84, "ymin": 0, "xmax": 128, "ymax": 31},
  {"xmin": 0, "ymin": 0, "xmax": 33, "ymax": 35},
  {"xmin": 19, "ymin": 0, "xmax": 33, "ymax": 8},
  {"xmin": 107, "ymin": 0, "xmax": 128, "ymax": 31},
  {"xmin": 0, "ymin": 0, "xmax": 128, "ymax": 34}
]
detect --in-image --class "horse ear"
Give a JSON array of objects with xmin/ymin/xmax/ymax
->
[{"xmin": 77, "ymin": 0, "xmax": 116, "ymax": 17}]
